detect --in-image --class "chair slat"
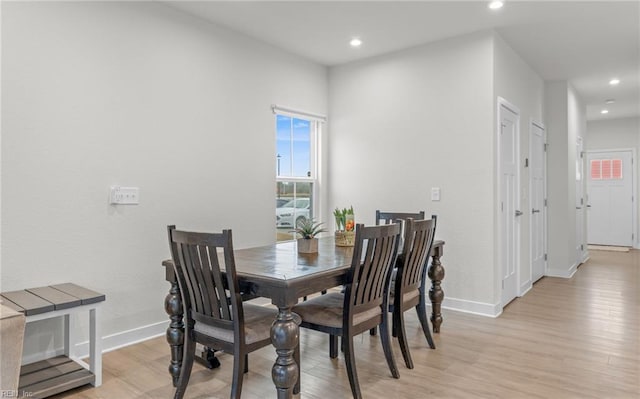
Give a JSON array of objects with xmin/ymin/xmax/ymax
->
[{"xmin": 196, "ymin": 245, "xmax": 216, "ymax": 318}]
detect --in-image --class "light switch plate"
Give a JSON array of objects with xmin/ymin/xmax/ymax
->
[
  {"xmin": 110, "ymin": 186, "xmax": 140, "ymax": 205},
  {"xmin": 431, "ymin": 187, "xmax": 441, "ymax": 201}
]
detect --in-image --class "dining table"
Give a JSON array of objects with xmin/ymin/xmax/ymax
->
[{"xmin": 162, "ymin": 236, "xmax": 445, "ymax": 399}]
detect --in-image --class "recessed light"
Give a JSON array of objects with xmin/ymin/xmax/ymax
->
[
  {"xmin": 601, "ymin": 109, "xmax": 609, "ymax": 114},
  {"xmin": 489, "ymin": 1, "xmax": 504, "ymax": 10},
  {"xmin": 609, "ymin": 78, "xmax": 620, "ymax": 85},
  {"xmin": 350, "ymin": 38, "xmax": 362, "ymax": 47},
  {"xmin": 605, "ymin": 99, "xmax": 616, "ymax": 104}
]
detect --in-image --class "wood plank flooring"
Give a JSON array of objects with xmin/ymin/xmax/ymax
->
[{"xmin": 51, "ymin": 249, "xmax": 639, "ymax": 398}]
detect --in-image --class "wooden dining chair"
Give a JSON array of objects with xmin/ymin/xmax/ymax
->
[
  {"xmin": 167, "ymin": 226, "xmax": 277, "ymax": 399},
  {"xmin": 390, "ymin": 217, "xmax": 437, "ymax": 368},
  {"xmin": 370, "ymin": 210, "xmax": 425, "ymax": 336},
  {"xmin": 292, "ymin": 223, "xmax": 401, "ymax": 399}
]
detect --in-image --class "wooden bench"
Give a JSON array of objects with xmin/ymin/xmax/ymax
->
[{"xmin": 0, "ymin": 283, "xmax": 105, "ymax": 398}]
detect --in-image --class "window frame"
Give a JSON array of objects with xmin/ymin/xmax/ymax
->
[{"xmin": 274, "ymin": 106, "xmax": 324, "ymax": 241}]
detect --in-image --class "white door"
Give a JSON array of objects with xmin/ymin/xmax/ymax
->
[
  {"xmin": 530, "ymin": 121, "xmax": 546, "ymax": 283},
  {"xmin": 587, "ymin": 150, "xmax": 634, "ymax": 246},
  {"xmin": 499, "ymin": 101, "xmax": 520, "ymax": 306},
  {"xmin": 576, "ymin": 137, "xmax": 586, "ymax": 262}
]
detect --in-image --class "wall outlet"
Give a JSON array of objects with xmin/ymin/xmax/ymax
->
[
  {"xmin": 431, "ymin": 187, "xmax": 441, "ymax": 201},
  {"xmin": 110, "ymin": 186, "xmax": 140, "ymax": 205}
]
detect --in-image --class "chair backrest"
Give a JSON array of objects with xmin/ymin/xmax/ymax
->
[
  {"xmin": 167, "ymin": 226, "xmax": 243, "ymax": 340},
  {"xmin": 375, "ymin": 210, "xmax": 425, "ymax": 225},
  {"xmin": 395, "ymin": 216, "xmax": 437, "ymax": 298},
  {"xmin": 344, "ymin": 223, "xmax": 401, "ymax": 324},
  {"xmin": 376, "ymin": 210, "xmax": 425, "ymax": 249}
]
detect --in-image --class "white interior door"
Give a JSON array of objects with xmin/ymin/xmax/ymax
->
[
  {"xmin": 587, "ymin": 150, "xmax": 634, "ymax": 246},
  {"xmin": 499, "ymin": 101, "xmax": 520, "ymax": 306},
  {"xmin": 530, "ymin": 121, "xmax": 546, "ymax": 283}
]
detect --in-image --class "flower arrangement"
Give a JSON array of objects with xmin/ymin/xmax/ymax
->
[{"xmin": 333, "ymin": 206, "xmax": 355, "ymax": 246}]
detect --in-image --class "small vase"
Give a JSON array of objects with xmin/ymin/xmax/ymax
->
[
  {"xmin": 335, "ymin": 230, "xmax": 355, "ymax": 247},
  {"xmin": 297, "ymin": 238, "xmax": 318, "ymax": 253}
]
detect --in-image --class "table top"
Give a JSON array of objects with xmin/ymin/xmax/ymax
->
[
  {"xmin": 163, "ymin": 236, "xmax": 444, "ymax": 308},
  {"xmin": 231, "ymin": 236, "xmax": 354, "ymax": 280}
]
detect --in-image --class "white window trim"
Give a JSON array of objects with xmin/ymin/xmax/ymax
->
[{"xmin": 274, "ymin": 107, "xmax": 324, "ymax": 240}]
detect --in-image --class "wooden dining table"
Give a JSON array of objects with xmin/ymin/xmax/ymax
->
[{"xmin": 162, "ymin": 236, "xmax": 445, "ymax": 399}]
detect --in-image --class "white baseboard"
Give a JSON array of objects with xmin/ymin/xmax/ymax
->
[
  {"xmin": 21, "ymin": 296, "xmax": 504, "ymax": 363},
  {"xmin": 440, "ymin": 297, "xmax": 502, "ymax": 318},
  {"xmin": 22, "ymin": 321, "xmax": 167, "ymax": 364},
  {"xmin": 519, "ymin": 280, "xmax": 532, "ymax": 296},
  {"xmin": 546, "ymin": 262, "xmax": 577, "ymax": 278},
  {"xmin": 76, "ymin": 321, "xmax": 167, "ymax": 358}
]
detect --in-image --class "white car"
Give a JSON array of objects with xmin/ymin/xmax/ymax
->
[{"xmin": 276, "ymin": 198, "xmax": 310, "ymax": 228}]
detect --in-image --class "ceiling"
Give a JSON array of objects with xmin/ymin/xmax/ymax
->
[{"xmin": 165, "ymin": 1, "xmax": 640, "ymax": 121}]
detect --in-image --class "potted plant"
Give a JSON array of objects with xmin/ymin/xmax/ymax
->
[
  {"xmin": 292, "ymin": 217, "xmax": 326, "ymax": 253},
  {"xmin": 334, "ymin": 206, "xmax": 355, "ymax": 246}
]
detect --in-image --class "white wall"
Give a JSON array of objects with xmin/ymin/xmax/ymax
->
[
  {"xmin": 492, "ymin": 33, "xmax": 544, "ymax": 297},
  {"xmin": 1, "ymin": 1, "xmax": 327, "ymax": 359},
  {"xmin": 586, "ymin": 116, "xmax": 640, "ymax": 247},
  {"xmin": 329, "ymin": 32, "xmax": 497, "ymax": 314},
  {"xmin": 544, "ymin": 81, "xmax": 587, "ymax": 277},
  {"xmin": 568, "ymin": 84, "xmax": 588, "ymax": 263}
]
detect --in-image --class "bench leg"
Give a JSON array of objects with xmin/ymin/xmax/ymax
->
[
  {"xmin": 90, "ymin": 306, "xmax": 102, "ymax": 386},
  {"xmin": 64, "ymin": 313, "xmax": 76, "ymax": 359}
]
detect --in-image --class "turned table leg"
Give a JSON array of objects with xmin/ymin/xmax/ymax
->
[
  {"xmin": 164, "ymin": 279, "xmax": 184, "ymax": 387},
  {"xmin": 427, "ymin": 244, "xmax": 445, "ymax": 333},
  {"xmin": 271, "ymin": 307, "xmax": 299, "ymax": 399}
]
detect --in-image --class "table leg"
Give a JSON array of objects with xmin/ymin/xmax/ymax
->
[
  {"xmin": 427, "ymin": 249, "xmax": 445, "ymax": 333},
  {"xmin": 164, "ymin": 279, "xmax": 184, "ymax": 387},
  {"xmin": 271, "ymin": 307, "xmax": 299, "ymax": 399}
]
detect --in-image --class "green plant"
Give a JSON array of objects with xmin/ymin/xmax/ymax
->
[
  {"xmin": 292, "ymin": 217, "xmax": 326, "ymax": 239},
  {"xmin": 333, "ymin": 206, "xmax": 355, "ymax": 231}
]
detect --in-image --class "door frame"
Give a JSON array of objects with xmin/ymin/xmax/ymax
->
[
  {"xmin": 576, "ymin": 136, "xmax": 587, "ymax": 263},
  {"xmin": 586, "ymin": 148, "xmax": 637, "ymax": 249},
  {"xmin": 529, "ymin": 119, "xmax": 547, "ymax": 283},
  {"xmin": 496, "ymin": 97, "xmax": 521, "ymax": 309}
]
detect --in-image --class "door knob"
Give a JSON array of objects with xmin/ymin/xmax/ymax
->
[
  {"xmin": 515, "ymin": 210, "xmax": 523, "ymax": 217},
  {"xmin": 532, "ymin": 209, "xmax": 540, "ymax": 214}
]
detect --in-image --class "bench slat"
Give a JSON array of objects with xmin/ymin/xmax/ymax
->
[
  {"xmin": 1, "ymin": 291, "xmax": 54, "ymax": 316},
  {"xmin": 50, "ymin": 283, "xmax": 105, "ymax": 305},
  {"xmin": 1, "ymin": 297, "xmax": 26, "ymax": 313},
  {"xmin": 26, "ymin": 286, "xmax": 82, "ymax": 310}
]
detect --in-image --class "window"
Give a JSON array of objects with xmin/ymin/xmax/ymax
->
[
  {"xmin": 274, "ymin": 107, "xmax": 323, "ymax": 242},
  {"xmin": 590, "ymin": 158, "xmax": 623, "ymax": 180}
]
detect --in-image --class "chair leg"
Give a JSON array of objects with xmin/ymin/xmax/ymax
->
[
  {"xmin": 231, "ymin": 350, "xmax": 246, "ymax": 399},
  {"xmin": 174, "ymin": 333, "xmax": 196, "ymax": 399},
  {"xmin": 343, "ymin": 335, "xmax": 362, "ymax": 399},
  {"xmin": 329, "ymin": 335, "xmax": 338, "ymax": 359},
  {"xmin": 396, "ymin": 310, "xmax": 414, "ymax": 369},
  {"xmin": 380, "ymin": 311, "xmax": 400, "ymax": 379},
  {"xmin": 416, "ymin": 300, "xmax": 436, "ymax": 349},
  {"xmin": 244, "ymin": 353, "xmax": 249, "ymax": 374}
]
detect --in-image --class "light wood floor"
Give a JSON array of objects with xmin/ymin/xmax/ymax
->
[{"xmin": 54, "ymin": 249, "xmax": 639, "ymax": 398}]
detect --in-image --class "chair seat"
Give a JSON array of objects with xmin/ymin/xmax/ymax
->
[
  {"xmin": 292, "ymin": 292, "xmax": 381, "ymax": 329},
  {"xmin": 194, "ymin": 304, "xmax": 277, "ymax": 345}
]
